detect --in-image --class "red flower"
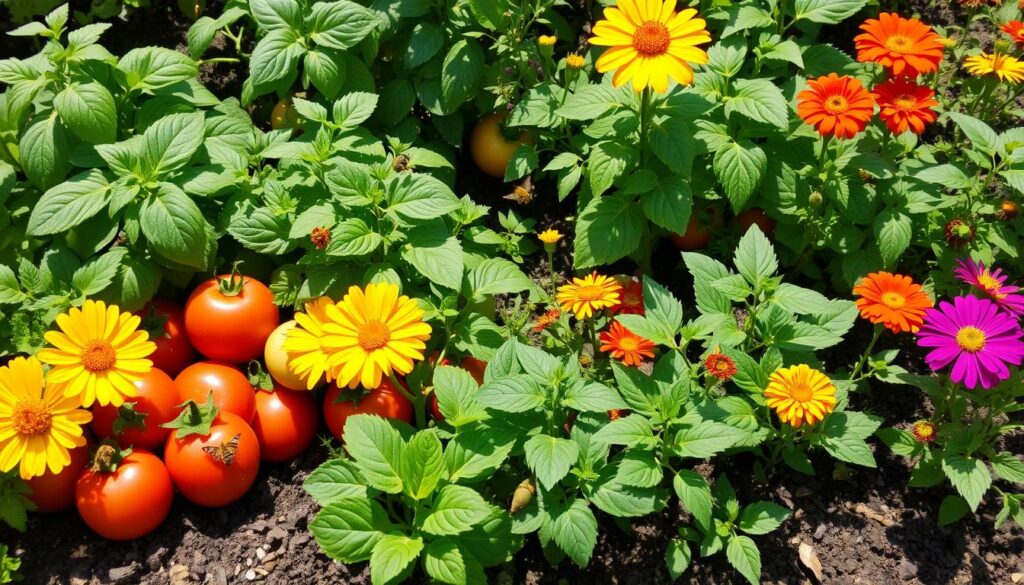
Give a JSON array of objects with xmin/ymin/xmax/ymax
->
[
  {"xmin": 609, "ymin": 277, "xmax": 644, "ymax": 315},
  {"xmin": 911, "ymin": 421, "xmax": 936, "ymax": 444},
  {"xmin": 855, "ymin": 13, "xmax": 943, "ymax": 78},
  {"xmin": 796, "ymin": 74, "xmax": 875, "ymax": 140},
  {"xmin": 1002, "ymin": 20, "xmax": 1024, "ymax": 46},
  {"xmin": 871, "ymin": 78, "xmax": 939, "ymax": 135},
  {"xmin": 704, "ymin": 353, "xmax": 737, "ymax": 380},
  {"xmin": 310, "ymin": 227, "xmax": 331, "ymax": 250},
  {"xmin": 944, "ymin": 219, "xmax": 975, "ymax": 249}
]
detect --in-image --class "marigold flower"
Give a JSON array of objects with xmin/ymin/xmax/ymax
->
[
  {"xmin": 538, "ymin": 35, "xmax": 557, "ymax": 47},
  {"xmin": 599, "ymin": 321, "xmax": 655, "ymax": 366},
  {"xmin": 944, "ymin": 218, "xmax": 975, "ymax": 249},
  {"xmin": 0, "ymin": 357, "xmax": 92, "ymax": 479},
  {"xmin": 871, "ymin": 78, "xmax": 939, "ymax": 135},
  {"xmin": 853, "ymin": 272, "xmax": 933, "ymax": 334},
  {"xmin": 764, "ymin": 365, "xmax": 836, "ymax": 428},
  {"xmin": 796, "ymin": 74, "xmax": 874, "ymax": 140},
  {"xmin": 556, "ymin": 272, "xmax": 621, "ymax": 319},
  {"xmin": 310, "ymin": 227, "xmax": 331, "ymax": 250},
  {"xmin": 609, "ymin": 276, "xmax": 644, "ymax": 315},
  {"xmin": 964, "ymin": 53, "xmax": 1024, "ymax": 84},
  {"xmin": 532, "ymin": 308, "xmax": 561, "ymax": 333},
  {"xmin": 954, "ymin": 259, "xmax": 1024, "ymax": 315},
  {"xmin": 37, "ymin": 300, "xmax": 156, "ymax": 407},
  {"xmin": 538, "ymin": 229, "xmax": 563, "ymax": 245},
  {"xmin": 589, "ymin": 0, "xmax": 711, "ymax": 93},
  {"xmin": 566, "ymin": 53, "xmax": 586, "ymax": 69},
  {"xmin": 705, "ymin": 353, "xmax": 737, "ymax": 380},
  {"xmin": 855, "ymin": 13, "xmax": 943, "ymax": 78},
  {"xmin": 996, "ymin": 199, "xmax": 1019, "ymax": 220},
  {"xmin": 911, "ymin": 420, "xmax": 937, "ymax": 444},
  {"xmin": 917, "ymin": 296, "xmax": 1024, "ymax": 390}
]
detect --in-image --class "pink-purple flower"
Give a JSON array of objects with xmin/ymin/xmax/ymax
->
[
  {"xmin": 917, "ymin": 296, "xmax": 1024, "ymax": 390},
  {"xmin": 953, "ymin": 259, "xmax": 1024, "ymax": 316}
]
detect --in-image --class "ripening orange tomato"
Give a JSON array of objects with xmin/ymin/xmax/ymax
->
[
  {"xmin": 28, "ymin": 444, "xmax": 89, "ymax": 513},
  {"xmin": 670, "ymin": 206, "xmax": 724, "ymax": 251},
  {"xmin": 734, "ymin": 208, "xmax": 777, "ymax": 238},
  {"xmin": 470, "ymin": 113, "xmax": 533, "ymax": 179}
]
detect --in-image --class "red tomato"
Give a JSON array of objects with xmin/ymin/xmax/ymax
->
[
  {"xmin": 184, "ymin": 273, "xmax": 280, "ymax": 363},
  {"xmin": 670, "ymin": 206, "xmax": 724, "ymax": 251},
  {"xmin": 175, "ymin": 361, "xmax": 256, "ymax": 423},
  {"xmin": 470, "ymin": 113, "xmax": 534, "ymax": 179},
  {"xmin": 323, "ymin": 379, "xmax": 413, "ymax": 440},
  {"xmin": 164, "ymin": 412, "xmax": 260, "ymax": 507},
  {"xmin": 460, "ymin": 357, "xmax": 487, "ymax": 385},
  {"xmin": 734, "ymin": 208, "xmax": 777, "ymax": 238},
  {"xmin": 91, "ymin": 368, "xmax": 180, "ymax": 451},
  {"xmin": 141, "ymin": 300, "xmax": 195, "ymax": 377},
  {"xmin": 28, "ymin": 444, "xmax": 89, "ymax": 513},
  {"xmin": 75, "ymin": 449, "xmax": 174, "ymax": 540},
  {"xmin": 252, "ymin": 386, "xmax": 318, "ymax": 462}
]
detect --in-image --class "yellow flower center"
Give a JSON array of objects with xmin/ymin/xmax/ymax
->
[
  {"xmin": 357, "ymin": 320, "xmax": 391, "ymax": 351},
  {"xmin": 881, "ymin": 292, "xmax": 906, "ymax": 308},
  {"xmin": 892, "ymin": 94, "xmax": 918, "ymax": 111},
  {"xmin": 977, "ymin": 271, "xmax": 1002, "ymax": 295},
  {"xmin": 955, "ymin": 326, "xmax": 986, "ymax": 353},
  {"xmin": 1001, "ymin": 201, "xmax": 1018, "ymax": 214},
  {"xmin": 824, "ymin": 96, "xmax": 849, "ymax": 114},
  {"xmin": 617, "ymin": 336, "xmax": 639, "ymax": 351},
  {"xmin": 885, "ymin": 35, "xmax": 913, "ymax": 53},
  {"xmin": 623, "ymin": 291, "xmax": 642, "ymax": 307},
  {"xmin": 914, "ymin": 423, "xmax": 935, "ymax": 438},
  {"xmin": 714, "ymin": 360, "xmax": 731, "ymax": 372},
  {"xmin": 82, "ymin": 340, "xmax": 117, "ymax": 372},
  {"xmin": 632, "ymin": 21, "xmax": 671, "ymax": 57},
  {"xmin": 12, "ymin": 399, "xmax": 52, "ymax": 436},
  {"xmin": 575, "ymin": 285, "xmax": 608, "ymax": 302},
  {"xmin": 789, "ymin": 383, "xmax": 814, "ymax": 403}
]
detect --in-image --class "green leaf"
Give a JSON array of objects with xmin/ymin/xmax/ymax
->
[
  {"xmin": 72, "ymin": 249, "xmax": 124, "ymax": 296},
  {"xmin": 616, "ymin": 450, "xmax": 663, "ymax": 488},
  {"xmin": 421, "ymin": 485, "xmax": 491, "ymax": 535},
  {"xmin": 876, "ymin": 428, "xmax": 920, "ymax": 458},
  {"xmin": 229, "ymin": 208, "xmax": 296, "ymax": 255},
  {"xmin": 249, "ymin": 0, "xmax": 302, "ymax": 30},
  {"xmin": 725, "ymin": 79, "xmax": 787, "ymax": 129},
  {"xmin": 874, "ymin": 210, "xmax": 912, "ymax": 269},
  {"xmin": 948, "ymin": 112, "xmax": 998, "ymax": 154},
  {"xmin": 574, "ymin": 192, "xmax": 645, "ymax": 269},
  {"xmin": 476, "ymin": 375, "xmax": 546, "ymax": 413},
  {"xmin": 19, "ymin": 115, "xmax": 73, "ymax": 190},
  {"xmin": 310, "ymin": 499, "xmax": 387, "ymax": 564},
  {"xmin": 714, "ymin": 140, "xmax": 766, "ymax": 212},
  {"xmin": 549, "ymin": 499, "xmax": 598, "ymax": 567},
  {"xmin": 674, "ymin": 422, "xmax": 747, "ymax": 459},
  {"xmin": 557, "ymin": 84, "xmax": 627, "ymax": 121},
  {"xmin": 649, "ymin": 117, "xmax": 695, "ymax": 174},
  {"xmin": 441, "ymin": 39, "xmax": 484, "ymax": 112},
  {"xmin": 587, "ymin": 141, "xmax": 636, "ymax": 197},
  {"xmin": 27, "ymin": 169, "xmax": 110, "ymax": 236},
  {"xmin": 726, "ymin": 535, "xmax": 762, "ymax": 585},
  {"xmin": 303, "ymin": 458, "xmax": 370, "ymax": 505},
  {"xmin": 915, "ymin": 164, "xmax": 972, "ymax": 190},
  {"xmin": 249, "ymin": 28, "xmax": 304, "ymax": 88},
  {"xmin": 370, "ymin": 535, "xmax": 423, "ymax": 585},
  {"xmin": 771, "ymin": 284, "xmax": 834, "ymax": 315},
  {"xmin": 733, "ymin": 225, "xmax": 778, "ymax": 288},
  {"xmin": 561, "ymin": 380, "xmax": 628, "ymax": 413},
  {"xmin": 326, "ymin": 219, "xmax": 383, "ymax": 257},
  {"xmin": 524, "ymin": 434, "xmax": 579, "ymax": 490},
  {"xmin": 0, "ymin": 266, "xmax": 27, "ymax": 305},
  {"xmin": 942, "ymin": 453, "xmax": 992, "ymax": 511},
  {"xmin": 722, "ymin": 5, "xmax": 774, "ymax": 37},
  {"xmin": 991, "ymin": 452, "xmax": 1024, "ymax": 484},
  {"xmin": 386, "ymin": 172, "xmax": 461, "ymax": 219},
  {"xmin": 343, "ymin": 414, "xmax": 406, "ymax": 494},
  {"xmin": 308, "ymin": 0, "xmax": 378, "ymax": 51},
  {"xmin": 641, "ymin": 175, "xmax": 692, "ymax": 235},
  {"xmin": 468, "ymin": 258, "xmax": 531, "ymax": 296},
  {"xmin": 401, "ymin": 430, "xmax": 445, "ymax": 500},
  {"xmin": 793, "ymin": 0, "xmax": 868, "ymax": 24},
  {"xmin": 432, "ymin": 365, "xmax": 485, "ymax": 427},
  {"xmin": 593, "ymin": 414, "xmax": 656, "ymax": 448},
  {"xmin": 54, "ymin": 82, "xmax": 117, "ymax": 144},
  {"xmin": 666, "ymin": 539, "xmax": 692, "ymax": 581},
  {"xmin": 938, "ymin": 495, "xmax": 971, "ymax": 526},
  {"xmin": 673, "ymin": 470, "xmax": 713, "ymax": 533},
  {"xmin": 406, "ymin": 22, "xmax": 444, "ymax": 68},
  {"xmin": 304, "ymin": 49, "xmax": 346, "ymax": 98},
  {"xmin": 140, "ymin": 184, "xmax": 210, "ymax": 270},
  {"xmin": 143, "ymin": 111, "xmax": 206, "ymax": 177},
  {"xmin": 424, "ymin": 539, "xmax": 468, "ymax": 585},
  {"xmin": 401, "ymin": 223, "xmax": 464, "ymax": 290},
  {"xmin": 444, "ymin": 426, "xmax": 516, "ymax": 483},
  {"xmin": 332, "ymin": 92, "xmax": 378, "ymax": 131},
  {"xmin": 119, "ymin": 47, "xmax": 199, "ymax": 91},
  {"xmin": 738, "ymin": 501, "xmax": 790, "ymax": 535}
]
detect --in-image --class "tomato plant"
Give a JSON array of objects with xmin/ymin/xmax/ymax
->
[
  {"xmin": 670, "ymin": 205, "xmax": 724, "ymax": 251},
  {"xmin": 175, "ymin": 361, "xmax": 256, "ymax": 423},
  {"xmin": 323, "ymin": 379, "xmax": 412, "ymax": 440},
  {"xmin": 184, "ymin": 271, "xmax": 280, "ymax": 364},
  {"xmin": 75, "ymin": 446, "xmax": 174, "ymax": 540},
  {"xmin": 270, "ymin": 97, "xmax": 301, "ymax": 130},
  {"xmin": 140, "ymin": 300, "xmax": 195, "ymax": 377},
  {"xmin": 91, "ymin": 368, "xmax": 180, "ymax": 451},
  {"xmin": 471, "ymin": 113, "xmax": 534, "ymax": 179},
  {"xmin": 163, "ymin": 401, "xmax": 260, "ymax": 508},
  {"xmin": 27, "ymin": 444, "xmax": 89, "ymax": 513},
  {"xmin": 264, "ymin": 321, "xmax": 308, "ymax": 391},
  {"xmin": 252, "ymin": 385, "xmax": 318, "ymax": 463}
]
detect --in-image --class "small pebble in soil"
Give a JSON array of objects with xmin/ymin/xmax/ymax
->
[
  {"xmin": 147, "ymin": 546, "xmax": 169, "ymax": 571},
  {"xmin": 108, "ymin": 563, "xmax": 140, "ymax": 584},
  {"xmin": 813, "ymin": 524, "xmax": 827, "ymax": 540},
  {"xmin": 897, "ymin": 559, "xmax": 918, "ymax": 580},
  {"xmin": 245, "ymin": 568, "xmax": 257, "ymax": 581}
]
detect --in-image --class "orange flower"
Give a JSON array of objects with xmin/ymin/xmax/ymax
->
[
  {"xmin": 855, "ymin": 13, "xmax": 943, "ymax": 78},
  {"xmin": 852, "ymin": 272, "xmax": 933, "ymax": 334},
  {"xmin": 871, "ymin": 78, "xmax": 939, "ymax": 135},
  {"xmin": 1002, "ymin": 21, "xmax": 1024, "ymax": 46},
  {"xmin": 796, "ymin": 74, "xmax": 875, "ymax": 140},
  {"xmin": 532, "ymin": 308, "xmax": 561, "ymax": 333},
  {"xmin": 599, "ymin": 321, "xmax": 655, "ymax": 366},
  {"xmin": 609, "ymin": 276, "xmax": 644, "ymax": 315},
  {"xmin": 704, "ymin": 353, "xmax": 737, "ymax": 380}
]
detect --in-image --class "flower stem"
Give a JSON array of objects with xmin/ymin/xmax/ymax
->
[
  {"xmin": 390, "ymin": 370, "xmax": 425, "ymax": 429},
  {"xmin": 639, "ymin": 87, "xmax": 653, "ymax": 167},
  {"xmin": 850, "ymin": 325, "xmax": 883, "ymax": 382}
]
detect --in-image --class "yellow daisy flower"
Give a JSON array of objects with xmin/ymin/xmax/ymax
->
[
  {"xmin": 538, "ymin": 229, "xmax": 563, "ymax": 245},
  {"xmin": 964, "ymin": 53, "xmax": 1024, "ymax": 84},
  {"xmin": 590, "ymin": 0, "xmax": 712, "ymax": 93},
  {"xmin": 763, "ymin": 365, "xmax": 837, "ymax": 428},
  {"xmin": 37, "ymin": 300, "xmax": 156, "ymax": 407},
  {"xmin": 321, "ymin": 283, "xmax": 432, "ymax": 389},
  {"xmin": 0, "ymin": 357, "xmax": 91, "ymax": 479},
  {"xmin": 556, "ymin": 272, "xmax": 622, "ymax": 319},
  {"xmin": 566, "ymin": 53, "xmax": 586, "ymax": 69},
  {"xmin": 283, "ymin": 296, "xmax": 336, "ymax": 390}
]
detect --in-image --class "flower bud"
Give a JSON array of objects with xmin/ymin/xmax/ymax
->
[
  {"xmin": 808, "ymin": 191, "xmax": 824, "ymax": 208},
  {"xmin": 510, "ymin": 478, "xmax": 536, "ymax": 513}
]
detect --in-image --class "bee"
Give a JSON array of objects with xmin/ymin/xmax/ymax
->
[
  {"xmin": 504, "ymin": 176, "xmax": 534, "ymax": 204},
  {"xmin": 202, "ymin": 433, "xmax": 241, "ymax": 465},
  {"xmin": 392, "ymin": 154, "xmax": 411, "ymax": 172}
]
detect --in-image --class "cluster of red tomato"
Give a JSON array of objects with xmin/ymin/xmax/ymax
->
[{"xmin": 24, "ymin": 273, "xmax": 484, "ymax": 541}]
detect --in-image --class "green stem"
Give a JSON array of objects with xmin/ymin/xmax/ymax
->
[
  {"xmin": 850, "ymin": 325, "xmax": 883, "ymax": 382},
  {"xmin": 639, "ymin": 87, "xmax": 653, "ymax": 167},
  {"xmin": 546, "ymin": 248, "xmax": 558, "ymax": 298},
  {"xmin": 199, "ymin": 57, "xmax": 240, "ymax": 65},
  {"xmin": 390, "ymin": 371, "xmax": 425, "ymax": 429}
]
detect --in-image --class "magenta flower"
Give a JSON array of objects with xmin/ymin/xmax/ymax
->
[
  {"xmin": 954, "ymin": 259, "xmax": 1024, "ymax": 316},
  {"xmin": 917, "ymin": 296, "xmax": 1024, "ymax": 390}
]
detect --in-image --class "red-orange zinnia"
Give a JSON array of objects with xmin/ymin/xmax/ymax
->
[
  {"xmin": 796, "ymin": 74, "xmax": 875, "ymax": 140},
  {"xmin": 609, "ymin": 276, "xmax": 644, "ymax": 316},
  {"xmin": 1002, "ymin": 21, "xmax": 1024, "ymax": 46},
  {"xmin": 599, "ymin": 321, "xmax": 655, "ymax": 366},
  {"xmin": 855, "ymin": 13, "xmax": 943, "ymax": 78},
  {"xmin": 852, "ymin": 272, "xmax": 933, "ymax": 334},
  {"xmin": 871, "ymin": 78, "xmax": 939, "ymax": 135}
]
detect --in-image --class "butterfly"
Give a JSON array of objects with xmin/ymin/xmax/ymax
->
[{"xmin": 202, "ymin": 433, "xmax": 241, "ymax": 465}]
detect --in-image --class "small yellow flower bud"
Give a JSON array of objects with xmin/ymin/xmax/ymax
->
[
  {"xmin": 538, "ymin": 35, "xmax": 557, "ymax": 47},
  {"xmin": 566, "ymin": 53, "xmax": 585, "ymax": 69}
]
